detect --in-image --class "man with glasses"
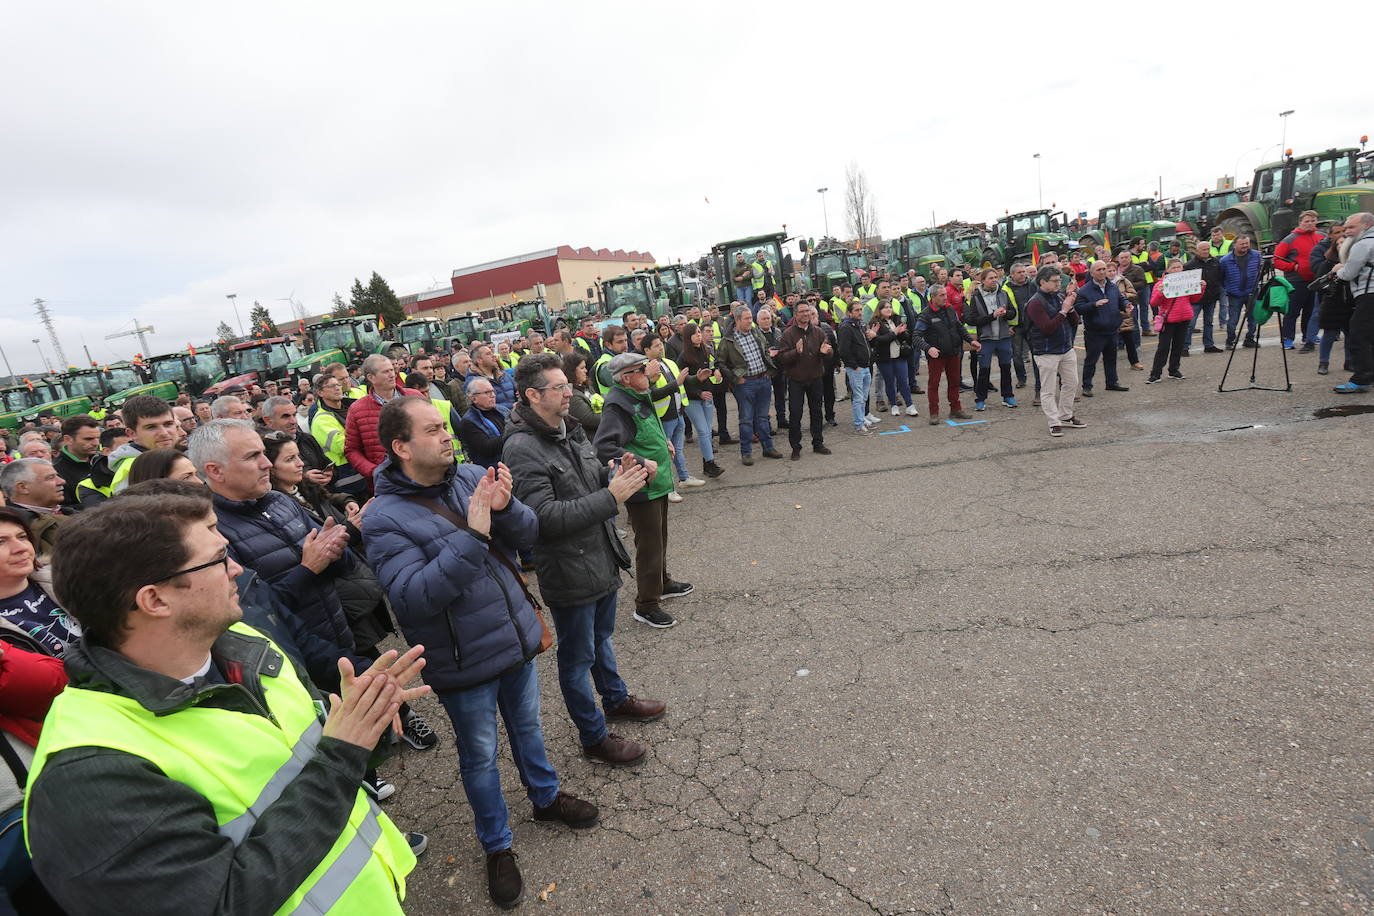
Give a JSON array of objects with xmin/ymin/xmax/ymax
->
[
  {"xmin": 26, "ymin": 492, "xmax": 429, "ymax": 915},
  {"xmin": 504, "ymin": 353, "xmax": 666, "ymax": 763},
  {"xmin": 458, "ymin": 378, "xmax": 506, "ymax": 470}
]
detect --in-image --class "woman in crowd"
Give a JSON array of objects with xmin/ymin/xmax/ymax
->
[
  {"xmin": 676, "ymin": 323, "xmax": 724, "ymax": 478},
  {"xmin": 125, "ymin": 448, "xmax": 202, "ymax": 487},
  {"xmin": 1147, "ymin": 259, "xmax": 1204, "ymax": 384},
  {"xmin": 0, "ymin": 508, "xmax": 76, "ymax": 659},
  {"xmin": 869, "ymin": 300, "xmax": 918, "ymax": 417},
  {"xmin": 562, "ymin": 350, "xmax": 601, "ymax": 433}
]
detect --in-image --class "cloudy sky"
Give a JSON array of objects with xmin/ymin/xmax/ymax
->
[{"xmin": 2, "ymin": 0, "xmax": 1363, "ymax": 375}]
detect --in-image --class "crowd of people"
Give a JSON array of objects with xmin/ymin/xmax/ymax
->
[{"xmin": 0, "ymin": 210, "xmax": 1369, "ymax": 912}]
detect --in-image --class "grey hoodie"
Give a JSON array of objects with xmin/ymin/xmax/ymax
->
[{"xmin": 1337, "ymin": 226, "xmax": 1374, "ymax": 297}]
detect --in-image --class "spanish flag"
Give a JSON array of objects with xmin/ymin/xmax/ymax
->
[
  {"xmin": 378, "ymin": 315, "xmax": 387, "ymax": 330},
  {"xmin": 1032, "ymin": 241, "xmax": 1040, "ymax": 267}
]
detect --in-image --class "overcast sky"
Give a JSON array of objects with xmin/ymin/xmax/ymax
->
[{"xmin": 2, "ymin": 0, "xmax": 1364, "ymax": 375}]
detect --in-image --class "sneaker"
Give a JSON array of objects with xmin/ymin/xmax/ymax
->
[
  {"xmin": 813, "ymin": 445, "xmax": 833, "ymax": 454},
  {"xmin": 959, "ymin": 382, "xmax": 974, "ymax": 391},
  {"xmin": 1282, "ymin": 339, "xmax": 1295, "ymax": 350},
  {"xmin": 1317, "ymin": 362, "xmax": 1329, "ymax": 375},
  {"xmin": 408, "ymin": 832, "xmax": 429, "ymax": 857},
  {"xmin": 703, "ymin": 461, "xmax": 724, "ymax": 478},
  {"xmin": 974, "ymin": 400, "xmax": 986, "ymax": 411},
  {"xmin": 1243, "ymin": 339, "xmax": 1259, "ymax": 348},
  {"xmin": 533, "ymin": 792, "xmax": 599, "ymax": 829},
  {"xmin": 865, "ymin": 414, "xmax": 882, "ymax": 426},
  {"xmin": 583, "ymin": 734, "xmax": 647, "ymax": 766},
  {"xmin": 1168, "ymin": 371, "xmax": 1185, "ymax": 379},
  {"xmin": 1204, "ymin": 346, "xmax": 1224, "ymax": 354},
  {"xmin": 666, "ymin": 490, "xmax": 684, "ymax": 503},
  {"xmin": 401, "ymin": 710, "xmax": 439, "ymax": 751},
  {"xmin": 634, "ymin": 606, "xmax": 677, "ymax": 627},
  {"xmin": 1145, "ymin": 376, "xmax": 1161, "ymax": 384},
  {"xmin": 606, "ymin": 695, "xmax": 667, "ymax": 721},
  {"xmin": 1299, "ymin": 341, "xmax": 1316, "ymax": 353},
  {"xmin": 1015, "ymin": 380, "xmax": 1027, "ymax": 389},
  {"xmin": 1333, "ymin": 382, "xmax": 1372, "ymax": 393},
  {"xmin": 487, "ymin": 849, "xmax": 522, "ymax": 910},
  {"xmin": 1066, "ymin": 417, "xmax": 1087, "ymax": 428},
  {"xmin": 1080, "ymin": 389, "xmax": 1094, "ymax": 398},
  {"xmin": 718, "ymin": 434, "xmax": 736, "ymax": 445},
  {"xmin": 679, "ymin": 476, "xmax": 706, "ymax": 488},
  {"xmin": 1049, "ymin": 425, "xmax": 1064, "ymax": 437},
  {"xmin": 889, "ymin": 405, "xmax": 900, "ymax": 416},
  {"xmin": 905, "ymin": 404, "xmax": 919, "ymax": 416},
  {"xmin": 1004, "ymin": 397, "xmax": 1018, "ymax": 408},
  {"xmin": 853, "ymin": 425, "xmax": 873, "ymax": 436},
  {"xmin": 661, "ymin": 580, "xmax": 694, "ymax": 600},
  {"xmin": 363, "ymin": 774, "xmax": 395, "ymax": 801},
  {"xmin": 741, "ymin": 454, "xmax": 754, "ymax": 466}
]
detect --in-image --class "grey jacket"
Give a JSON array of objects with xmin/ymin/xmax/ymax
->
[
  {"xmin": 1337, "ymin": 227, "xmax": 1374, "ymax": 297},
  {"xmin": 502, "ymin": 404, "xmax": 630, "ymax": 607},
  {"xmin": 25, "ymin": 627, "xmax": 375, "ymax": 916}
]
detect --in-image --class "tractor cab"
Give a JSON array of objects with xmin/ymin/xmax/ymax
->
[
  {"xmin": 388, "ymin": 318, "xmax": 444, "ymax": 356},
  {"xmin": 445, "ymin": 314, "xmax": 483, "ymax": 346},
  {"xmin": 983, "ymin": 210, "xmax": 1071, "ymax": 269},
  {"xmin": 1177, "ymin": 187, "xmax": 1246, "ymax": 239},
  {"xmin": 649, "ymin": 265, "xmax": 695, "ymax": 312},
  {"xmin": 600, "ymin": 274, "xmax": 659, "ymax": 319},
  {"xmin": 1, "ymin": 381, "xmax": 74, "ymax": 430},
  {"xmin": 711, "ymin": 232, "xmax": 791, "ymax": 305},
  {"xmin": 1218, "ymin": 147, "xmax": 1363, "ymax": 247},
  {"xmin": 886, "ymin": 232, "xmax": 945, "ymax": 281},
  {"xmin": 204, "ymin": 338, "xmax": 304, "ymax": 394},
  {"xmin": 147, "ymin": 351, "xmax": 223, "ymax": 397},
  {"xmin": 808, "ymin": 248, "xmax": 858, "ymax": 296}
]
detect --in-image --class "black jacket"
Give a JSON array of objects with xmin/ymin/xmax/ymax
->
[
  {"xmin": 457, "ymin": 405, "xmax": 506, "ymax": 469},
  {"xmin": 501, "ymin": 405, "xmax": 631, "ymax": 607},
  {"xmin": 911, "ymin": 305, "xmax": 973, "ymax": 359},
  {"xmin": 837, "ymin": 318, "xmax": 871, "ymax": 368},
  {"xmin": 52, "ymin": 448, "xmax": 93, "ymax": 508},
  {"xmin": 26, "ymin": 628, "xmax": 374, "ymax": 916},
  {"xmin": 1183, "ymin": 255, "xmax": 1224, "ymax": 307},
  {"xmin": 868, "ymin": 317, "xmax": 911, "ymax": 362}
]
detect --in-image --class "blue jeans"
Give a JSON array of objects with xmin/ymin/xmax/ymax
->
[
  {"xmin": 1306, "ymin": 292, "xmax": 1323, "ymax": 343},
  {"xmin": 735, "ymin": 286, "xmax": 753, "ymax": 309},
  {"xmin": 1187, "ymin": 301, "xmax": 1217, "ymax": 349},
  {"xmin": 549, "ymin": 591, "xmax": 629, "ymax": 748},
  {"xmin": 1320, "ymin": 327, "xmax": 1345, "ymax": 363},
  {"xmin": 976, "ymin": 337, "xmax": 1015, "ymax": 400},
  {"xmin": 1225, "ymin": 291, "xmax": 1255, "ymax": 344},
  {"xmin": 438, "ymin": 660, "xmax": 560, "ymax": 853},
  {"xmin": 845, "ymin": 368, "xmax": 871, "ymax": 430},
  {"xmin": 682, "ymin": 398, "xmax": 715, "ymax": 462},
  {"xmin": 877, "ymin": 360, "xmax": 912, "ymax": 406},
  {"xmin": 662, "ymin": 415, "xmax": 689, "ymax": 481},
  {"xmin": 732, "ymin": 376, "xmax": 774, "ymax": 455},
  {"xmin": 1280, "ymin": 279, "xmax": 1315, "ymax": 344}
]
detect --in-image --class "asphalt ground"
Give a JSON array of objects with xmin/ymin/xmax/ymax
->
[{"xmin": 380, "ymin": 329, "xmax": 1374, "ymax": 915}]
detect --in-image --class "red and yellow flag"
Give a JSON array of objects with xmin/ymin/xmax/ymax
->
[{"xmin": 1032, "ymin": 241, "xmax": 1040, "ymax": 267}]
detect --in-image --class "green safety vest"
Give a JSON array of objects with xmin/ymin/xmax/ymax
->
[
  {"xmin": 575, "ymin": 337, "xmax": 592, "ymax": 353},
  {"xmin": 857, "ymin": 283, "xmax": 876, "ymax": 299},
  {"xmin": 346, "ymin": 385, "xmax": 367, "ymax": 400},
  {"xmin": 75, "ymin": 449, "xmax": 139, "ymax": 504},
  {"xmin": 26, "ymin": 622, "xmax": 415, "ymax": 914},
  {"xmin": 588, "ymin": 391, "xmax": 604, "ymax": 413},
  {"xmin": 310, "ymin": 406, "xmax": 349, "ymax": 467},
  {"xmin": 711, "ymin": 321, "xmax": 723, "ymax": 344},
  {"xmin": 904, "ymin": 290, "xmax": 924, "ymax": 314},
  {"xmin": 751, "ymin": 260, "xmax": 775, "ymax": 290},
  {"xmin": 1133, "ymin": 251, "xmax": 1158, "ymax": 283},
  {"xmin": 650, "ymin": 357, "xmax": 682, "ymax": 419},
  {"xmin": 430, "ymin": 396, "xmax": 466, "ymax": 463},
  {"xmin": 822, "ymin": 296, "xmax": 847, "ymax": 322},
  {"xmin": 1209, "ymin": 238, "xmax": 1233, "ymax": 258},
  {"xmin": 1000, "ymin": 283, "xmax": 1022, "ymax": 328},
  {"xmin": 88, "ymin": 407, "xmax": 107, "ymax": 421},
  {"xmin": 499, "ymin": 353, "xmax": 519, "ymax": 371},
  {"xmin": 591, "ymin": 352, "xmax": 614, "ymax": 396}
]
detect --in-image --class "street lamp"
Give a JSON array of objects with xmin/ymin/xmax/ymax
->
[
  {"xmin": 32, "ymin": 339, "xmax": 51, "ymax": 375},
  {"xmin": 1279, "ymin": 110, "xmax": 1295, "ymax": 154},
  {"xmin": 817, "ymin": 187, "xmax": 830, "ymax": 239},
  {"xmin": 226, "ymin": 293, "xmax": 244, "ymax": 337},
  {"xmin": 1033, "ymin": 153, "xmax": 1043, "ymax": 209}
]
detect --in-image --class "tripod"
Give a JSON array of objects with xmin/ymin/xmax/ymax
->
[{"xmin": 1218, "ymin": 256, "xmax": 1293, "ymax": 393}]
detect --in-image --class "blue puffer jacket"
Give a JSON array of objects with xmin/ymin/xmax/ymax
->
[
  {"xmin": 1073, "ymin": 278, "xmax": 1129, "ymax": 333},
  {"xmin": 212, "ymin": 490, "xmax": 356, "ymax": 654},
  {"xmin": 362, "ymin": 458, "xmax": 541, "ymax": 693},
  {"xmin": 1221, "ymin": 249, "xmax": 1262, "ymax": 300}
]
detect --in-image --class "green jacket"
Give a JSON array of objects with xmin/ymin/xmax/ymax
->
[{"xmin": 591, "ymin": 384, "xmax": 673, "ymax": 501}]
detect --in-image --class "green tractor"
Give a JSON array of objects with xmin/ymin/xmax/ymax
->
[
  {"xmin": 204, "ymin": 337, "xmax": 305, "ymax": 395},
  {"xmin": 560, "ymin": 300, "xmax": 591, "ymax": 324},
  {"xmin": 885, "ymin": 232, "xmax": 947, "ymax": 281},
  {"xmin": 644, "ymin": 265, "xmax": 696, "ymax": 313},
  {"xmin": 711, "ymin": 232, "xmax": 792, "ymax": 306},
  {"xmin": 444, "ymin": 314, "xmax": 484, "ymax": 347},
  {"xmin": 288, "ymin": 316, "xmax": 385, "ymax": 383},
  {"xmin": 1086, "ymin": 198, "xmax": 1180, "ymax": 250},
  {"xmin": 59, "ymin": 364, "xmax": 158, "ymax": 410},
  {"xmin": 1, "ymin": 379, "xmax": 80, "ymax": 430},
  {"xmin": 1176, "ymin": 187, "xmax": 1247, "ymax": 239},
  {"xmin": 386, "ymin": 317, "xmax": 445, "ymax": 357},
  {"xmin": 143, "ymin": 350, "xmax": 226, "ymax": 397},
  {"xmin": 939, "ymin": 228, "xmax": 986, "ymax": 271},
  {"xmin": 1215, "ymin": 147, "xmax": 1370, "ymax": 248},
  {"xmin": 503, "ymin": 300, "xmax": 553, "ymax": 335},
  {"xmin": 599, "ymin": 273, "xmax": 665, "ymax": 320},
  {"xmin": 808, "ymin": 247, "xmax": 864, "ymax": 296},
  {"xmin": 982, "ymin": 209, "xmax": 1071, "ymax": 269}
]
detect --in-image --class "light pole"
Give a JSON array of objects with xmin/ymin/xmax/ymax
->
[
  {"xmin": 226, "ymin": 293, "xmax": 244, "ymax": 337},
  {"xmin": 32, "ymin": 339, "xmax": 52, "ymax": 375},
  {"xmin": 1033, "ymin": 153, "xmax": 1043, "ymax": 209},
  {"xmin": 817, "ymin": 187, "xmax": 830, "ymax": 239},
  {"xmin": 1279, "ymin": 110, "xmax": 1294, "ymax": 154}
]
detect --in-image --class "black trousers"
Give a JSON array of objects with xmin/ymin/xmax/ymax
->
[
  {"xmin": 821, "ymin": 366, "xmax": 837, "ymax": 422},
  {"xmin": 713, "ymin": 380, "xmax": 730, "ymax": 437},
  {"xmin": 787, "ymin": 377, "xmax": 825, "ymax": 450},
  {"xmin": 1150, "ymin": 320, "xmax": 1189, "ymax": 378},
  {"xmin": 1349, "ymin": 293, "xmax": 1374, "ymax": 385}
]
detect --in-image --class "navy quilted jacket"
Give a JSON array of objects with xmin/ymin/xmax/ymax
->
[
  {"xmin": 212, "ymin": 490, "xmax": 356, "ymax": 654},
  {"xmin": 362, "ymin": 459, "xmax": 541, "ymax": 693}
]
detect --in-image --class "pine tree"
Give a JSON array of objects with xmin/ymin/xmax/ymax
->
[
  {"xmin": 330, "ymin": 292, "xmax": 352, "ymax": 319},
  {"xmin": 248, "ymin": 301, "xmax": 278, "ymax": 338},
  {"xmin": 367, "ymin": 272, "xmax": 406, "ymax": 327},
  {"xmin": 215, "ymin": 320, "xmax": 236, "ymax": 344},
  {"xmin": 349, "ymin": 278, "xmax": 372, "ymax": 316}
]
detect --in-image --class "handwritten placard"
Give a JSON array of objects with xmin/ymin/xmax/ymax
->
[{"xmin": 1162, "ymin": 269, "xmax": 1202, "ymax": 298}]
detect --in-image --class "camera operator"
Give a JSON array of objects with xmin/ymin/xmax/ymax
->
[{"xmin": 1333, "ymin": 212, "xmax": 1374, "ymax": 393}]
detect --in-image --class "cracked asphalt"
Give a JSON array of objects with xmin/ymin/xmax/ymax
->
[{"xmin": 379, "ymin": 343, "xmax": 1374, "ymax": 914}]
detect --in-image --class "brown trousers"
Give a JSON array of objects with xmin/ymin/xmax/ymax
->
[{"xmin": 624, "ymin": 496, "xmax": 671, "ymax": 611}]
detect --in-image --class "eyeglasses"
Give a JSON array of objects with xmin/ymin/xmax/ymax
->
[
  {"xmin": 619, "ymin": 366, "xmax": 647, "ymax": 376},
  {"xmin": 533, "ymin": 383, "xmax": 573, "ymax": 393},
  {"xmin": 146, "ymin": 550, "xmax": 230, "ymax": 586}
]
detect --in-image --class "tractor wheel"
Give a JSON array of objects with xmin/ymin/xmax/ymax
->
[
  {"xmin": 386, "ymin": 344, "xmax": 407, "ymax": 360},
  {"xmin": 1217, "ymin": 215, "xmax": 1257, "ymax": 248}
]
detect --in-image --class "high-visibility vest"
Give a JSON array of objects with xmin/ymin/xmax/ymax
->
[
  {"xmin": 75, "ymin": 448, "xmax": 140, "ymax": 504},
  {"xmin": 591, "ymin": 352, "xmax": 614, "ymax": 395},
  {"xmin": 751, "ymin": 260, "xmax": 775, "ymax": 290},
  {"xmin": 88, "ymin": 407, "xmax": 107, "ymax": 421},
  {"xmin": 498, "ymin": 354, "xmax": 519, "ymax": 371},
  {"xmin": 1001, "ymin": 282, "xmax": 1023, "ymax": 328},
  {"xmin": 589, "ymin": 391, "xmax": 604, "ymax": 413},
  {"xmin": 346, "ymin": 384, "xmax": 367, "ymax": 400},
  {"xmin": 1209, "ymin": 238, "xmax": 1233, "ymax": 258},
  {"xmin": 1133, "ymin": 251, "xmax": 1158, "ymax": 283},
  {"xmin": 650, "ymin": 356, "xmax": 682, "ymax": 418},
  {"xmin": 857, "ymin": 283, "xmax": 876, "ymax": 300},
  {"xmin": 430, "ymin": 396, "xmax": 466, "ymax": 462},
  {"xmin": 311, "ymin": 406, "xmax": 349, "ymax": 466},
  {"xmin": 822, "ymin": 296, "xmax": 847, "ymax": 323},
  {"xmin": 575, "ymin": 337, "xmax": 591, "ymax": 353},
  {"xmin": 711, "ymin": 321, "xmax": 723, "ymax": 344},
  {"xmin": 904, "ymin": 290, "xmax": 924, "ymax": 314},
  {"xmin": 26, "ymin": 622, "xmax": 415, "ymax": 914}
]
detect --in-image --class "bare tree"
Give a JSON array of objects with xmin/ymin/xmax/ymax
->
[{"xmin": 844, "ymin": 161, "xmax": 880, "ymax": 251}]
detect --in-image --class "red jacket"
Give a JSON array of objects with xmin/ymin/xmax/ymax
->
[
  {"xmin": 343, "ymin": 386, "xmax": 424, "ymax": 489},
  {"xmin": 945, "ymin": 282, "xmax": 965, "ymax": 318},
  {"xmin": 1151, "ymin": 282, "xmax": 1203, "ymax": 325},
  {"xmin": 1274, "ymin": 226, "xmax": 1325, "ymax": 282},
  {"xmin": 0, "ymin": 640, "xmax": 66, "ymax": 747}
]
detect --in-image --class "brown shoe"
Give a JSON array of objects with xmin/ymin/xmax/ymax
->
[
  {"xmin": 951, "ymin": 409, "xmax": 972, "ymax": 420},
  {"xmin": 582, "ymin": 734, "xmax": 646, "ymax": 766},
  {"xmin": 606, "ymin": 695, "xmax": 667, "ymax": 721},
  {"xmin": 533, "ymin": 791, "xmax": 599, "ymax": 827},
  {"xmin": 762, "ymin": 448, "xmax": 784, "ymax": 459}
]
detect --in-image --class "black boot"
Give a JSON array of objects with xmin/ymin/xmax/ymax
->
[{"xmin": 487, "ymin": 849, "xmax": 522, "ymax": 909}]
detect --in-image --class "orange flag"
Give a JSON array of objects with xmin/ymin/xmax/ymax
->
[
  {"xmin": 1102, "ymin": 228, "xmax": 1111, "ymax": 253},
  {"xmin": 1032, "ymin": 241, "xmax": 1040, "ymax": 267}
]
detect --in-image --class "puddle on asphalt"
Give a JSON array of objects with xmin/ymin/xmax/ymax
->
[{"xmin": 1313, "ymin": 405, "xmax": 1374, "ymax": 419}]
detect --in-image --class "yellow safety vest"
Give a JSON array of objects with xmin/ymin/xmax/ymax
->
[
  {"xmin": 1209, "ymin": 239, "xmax": 1233, "ymax": 258},
  {"xmin": 429, "ymin": 396, "xmax": 466, "ymax": 463},
  {"xmin": 1001, "ymin": 282, "xmax": 1023, "ymax": 328},
  {"xmin": 346, "ymin": 384, "xmax": 367, "ymax": 400},
  {"xmin": 857, "ymin": 283, "xmax": 876, "ymax": 300},
  {"xmin": 1134, "ymin": 251, "xmax": 1159, "ymax": 284},
  {"xmin": 26, "ymin": 622, "xmax": 415, "ymax": 914},
  {"xmin": 75, "ymin": 448, "xmax": 139, "ymax": 504},
  {"xmin": 591, "ymin": 352, "xmax": 614, "ymax": 396},
  {"xmin": 88, "ymin": 407, "xmax": 108, "ymax": 421},
  {"xmin": 650, "ymin": 357, "xmax": 682, "ymax": 418},
  {"xmin": 751, "ymin": 260, "xmax": 775, "ymax": 290},
  {"xmin": 310, "ymin": 406, "xmax": 349, "ymax": 466}
]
